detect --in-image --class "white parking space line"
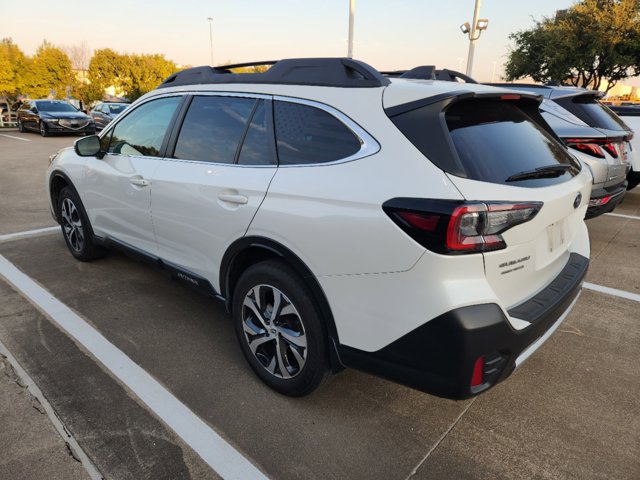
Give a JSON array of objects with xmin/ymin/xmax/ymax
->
[
  {"xmin": 0, "ymin": 255, "xmax": 268, "ymax": 480},
  {"xmin": 0, "ymin": 133, "xmax": 31, "ymax": 142},
  {"xmin": 0, "ymin": 226, "xmax": 60, "ymax": 243},
  {"xmin": 583, "ymin": 282, "xmax": 640, "ymax": 303},
  {"xmin": 604, "ymin": 212, "xmax": 640, "ymax": 221}
]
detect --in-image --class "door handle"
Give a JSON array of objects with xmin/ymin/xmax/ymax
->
[
  {"xmin": 129, "ymin": 175, "xmax": 150, "ymax": 187},
  {"xmin": 217, "ymin": 193, "xmax": 248, "ymax": 205}
]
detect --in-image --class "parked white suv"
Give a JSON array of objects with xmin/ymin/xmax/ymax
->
[{"xmin": 47, "ymin": 58, "xmax": 591, "ymax": 399}]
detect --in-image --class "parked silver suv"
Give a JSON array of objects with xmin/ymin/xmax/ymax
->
[{"xmin": 489, "ymin": 84, "xmax": 632, "ymax": 218}]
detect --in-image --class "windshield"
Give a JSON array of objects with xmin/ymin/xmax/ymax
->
[
  {"xmin": 108, "ymin": 104, "xmax": 127, "ymax": 114},
  {"xmin": 37, "ymin": 101, "xmax": 78, "ymax": 113}
]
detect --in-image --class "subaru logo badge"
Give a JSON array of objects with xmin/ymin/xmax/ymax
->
[{"xmin": 573, "ymin": 192, "xmax": 582, "ymax": 209}]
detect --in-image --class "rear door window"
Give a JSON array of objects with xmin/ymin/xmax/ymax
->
[
  {"xmin": 445, "ymin": 100, "xmax": 577, "ymax": 186},
  {"xmin": 237, "ymin": 100, "xmax": 276, "ymax": 166},
  {"xmin": 274, "ymin": 101, "xmax": 361, "ymax": 165},
  {"xmin": 174, "ymin": 95, "xmax": 256, "ymax": 164}
]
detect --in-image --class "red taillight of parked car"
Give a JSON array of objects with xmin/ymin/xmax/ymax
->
[
  {"xmin": 565, "ymin": 138, "xmax": 618, "ymax": 159},
  {"xmin": 383, "ymin": 199, "xmax": 542, "ymax": 254}
]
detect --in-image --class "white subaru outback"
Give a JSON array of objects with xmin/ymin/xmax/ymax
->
[{"xmin": 47, "ymin": 58, "xmax": 591, "ymax": 399}]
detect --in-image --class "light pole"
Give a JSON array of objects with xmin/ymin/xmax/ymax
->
[
  {"xmin": 207, "ymin": 17, "xmax": 214, "ymax": 66},
  {"xmin": 348, "ymin": 0, "xmax": 355, "ymax": 58},
  {"xmin": 460, "ymin": 0, "xmax": 489, "ymax": 77}
]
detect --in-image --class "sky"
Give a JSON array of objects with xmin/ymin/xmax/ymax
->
[{"xmin": 2, "ymin": 0, "xmax": 581, "ymax": 82}]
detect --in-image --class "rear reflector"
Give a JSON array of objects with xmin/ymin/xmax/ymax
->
[
  {"xmin": 471, "ymin": 356, "xmax": 484, "ymax": 387},
  {"xmin": 589, "ymin": 195, "xmax": 612, "ymax": 207}
]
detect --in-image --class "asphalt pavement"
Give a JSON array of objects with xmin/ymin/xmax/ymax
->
[{"xmin": 0, "ymin": 128, "xmax": 638, "ymax": 479}]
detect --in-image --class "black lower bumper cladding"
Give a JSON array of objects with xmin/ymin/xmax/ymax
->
[
  {"xmin": 585, "ymin": 183, "xmax": 627, "ymax": 219},
  {"xmin": 337, "ymin": 253, "xmax": 589, "ymax": 400}
]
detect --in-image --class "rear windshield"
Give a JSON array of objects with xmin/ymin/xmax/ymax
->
[
  {"xmin": 445, "ymin": 100, "xmax": 578, "ymax": 186},
  {"xmin": 554, "ymin": 95, "xmax": 630, "ymax": 132}
]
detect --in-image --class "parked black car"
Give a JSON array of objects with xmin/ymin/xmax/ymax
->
[
  {"xmin": 89, "ymin": 102, "xmax": 130, "ymax": 129},
  {"xmin": 17, "ymin": 100, "xmax": 96, "ymax": 137}
]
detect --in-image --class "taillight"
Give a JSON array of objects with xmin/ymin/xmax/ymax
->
[
  {"xmin": 565, "ymin": 138, "xmax": 618, "ymax": 159},
  {"xmin": 383, "ymin": 199, "xmax": 542, "ymax": 254}
]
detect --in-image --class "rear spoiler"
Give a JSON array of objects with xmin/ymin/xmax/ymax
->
[{"xmin": 384, "ymin": 90, "xmax": 543, "ymax": 117}]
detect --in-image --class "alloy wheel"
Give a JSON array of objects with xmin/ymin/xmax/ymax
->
[
  {"xmin": 61, "ymin": 197, "xmax": 84, "ymax": 253},
  {"xmin": 241, "ymin": 284, "xmax": 307, "ymax": 379}
]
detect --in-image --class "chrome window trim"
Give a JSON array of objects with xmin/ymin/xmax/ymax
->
[{"xmin": 100, "ymin": 90, "xmax": 381, "ymax": 167}]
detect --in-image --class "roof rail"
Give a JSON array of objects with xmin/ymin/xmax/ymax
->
[{"xmin": 157, "ymin": 58, "xmax": 391, "ymax": 89}]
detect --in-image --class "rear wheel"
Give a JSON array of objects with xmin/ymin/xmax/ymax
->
[
  {"xmin": 627, "ymin": 170, "xmax": 640, "ymax": 190},
  {"xmin": 233, "ymin": 260, "xmax": 330, "ymax": 396},
  {"xmin": 39, "ymin": 121, "xmax": 48, "ymax": 137},
  {"xmin": 58, "ymin": 186, "xmax": 107, "ymax": 261}
]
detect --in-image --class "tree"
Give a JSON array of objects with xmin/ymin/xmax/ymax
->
[
  {"xmin": 63, "ymin": 41, "xmax": 92, "ymax": 71},
  {"xmin": 505, "ymin": 0, "xmax": 640, "ymax": 92},
  {"xmin": 22, "ymin": 41, "xmax": 74, "ymax": 98},
  {"xmin": 0, "ymin": 38, "xmax": 27, "ymax": 97},
  {"xmin": 123, "ymin": 54, "xmax": 176, "ymax": 100},
  {"xmin": 87, "ymin": 48, "xmax": 130, "ymax": 97}
]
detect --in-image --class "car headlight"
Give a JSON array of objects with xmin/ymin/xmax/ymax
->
[{"xmin": 43, "ymin": 118, "xmax": 59, "ymax": 124}]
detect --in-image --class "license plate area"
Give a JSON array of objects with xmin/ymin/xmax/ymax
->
[{"xmin": 546, "ymin": 219, "xmax": 566, "ymax": 253}]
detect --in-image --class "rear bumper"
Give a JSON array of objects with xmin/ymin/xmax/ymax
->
[
  {"xmin": 337, "ymin": 253, "xmax": 588, "ymax": 400},
  {"xmin": 585, "ymin": 183, "xmax": 627, "ymax": 219}
]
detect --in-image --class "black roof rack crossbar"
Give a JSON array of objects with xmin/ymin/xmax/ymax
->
[
  {"xmin": 400, "ymin": 66, "xmax": 436, "ymax": 80},
  {"xmin": 380, "ymin": 66, "xmax": 477, "ymax": 84},
  {"xmin": 379, "ymin": 70, "xmax": 408, "ymax": 77},
  {"xmin": 157, "ymin": 58, "xmax": 391, "ymax": 89},
  {"xmin": 215, "ymin": 60, "xmax": 279, "ymax": 70}
]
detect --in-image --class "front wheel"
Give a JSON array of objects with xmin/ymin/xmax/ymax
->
[
  {"xmin": 233, "ymin": 260, "xmax": 330, "ymax": 396},
  {"xmin": 58, "ymin": 186, "xmax": 107, "ymax": 261},
  {"xmin": 17, "ymin": 119, "xmax": 25, "ymax": 132},
  {"xmin": 39, "ymin": 121, "xmax": 48, "ymax": 137}
]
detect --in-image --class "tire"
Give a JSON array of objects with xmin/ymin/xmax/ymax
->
[
  {"xmin": 39, "ymin": 121, "xmax": 48, "ymax": 137},
  {"xmin": 17, "ymin": 119, "xmax": 25, "ymax": 133},
  {"xmin": 57, "ymin": 186, "xmax": 108, "ymax": 261},
  {"xmin": 233, "ymin": 260, "xmax": 330, "ymax": 396},
  {"xmin": 627, "ymin": 170, "xmax": 640, "ymax": 190}
]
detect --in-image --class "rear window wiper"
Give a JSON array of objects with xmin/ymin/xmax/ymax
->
[{"xmin": 506, "ymin": 164, "xmax": 573, "ymax": 182}]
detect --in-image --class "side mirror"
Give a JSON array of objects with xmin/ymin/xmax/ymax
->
[{"xmin": 75, "ymin": 135, "xmax": 102, "ymax": 157}]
